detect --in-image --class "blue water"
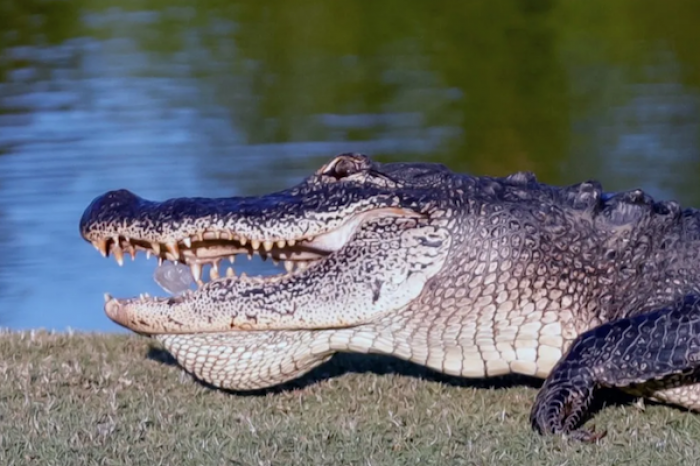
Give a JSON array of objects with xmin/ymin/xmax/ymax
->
[{"xmin": 1, "ymin": 2, "xmax": 699, "ymax": 331}]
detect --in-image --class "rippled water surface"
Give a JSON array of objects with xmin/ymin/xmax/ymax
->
[{"xmin": 1, "ymin": 0, "xmax": 699, "ymax": 331}]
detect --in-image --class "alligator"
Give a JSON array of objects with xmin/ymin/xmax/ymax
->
[{"xmin": 79, "ymin": 153, "xmax": 700, "ymax": 441}]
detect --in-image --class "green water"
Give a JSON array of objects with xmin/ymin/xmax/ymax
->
[{"xmin": 1, "ymin": 0, "xmax": 699, "ymax": 330}]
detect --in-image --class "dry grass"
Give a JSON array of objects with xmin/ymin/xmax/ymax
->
[{"xmin": 1, "ymin": 331, "xmax": 700, "ymax": 465}]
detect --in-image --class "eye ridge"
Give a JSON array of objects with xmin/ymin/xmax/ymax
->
[
  {"xmin": 323, "ymin": 153, "xmax": 372, "ymax": 180},
  {"xmin": 332, "ymin": 158, "xmax": 359, "ymax": 178}
]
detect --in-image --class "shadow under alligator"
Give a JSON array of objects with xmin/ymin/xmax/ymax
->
[{"xmin": 146, "ymin": 344, "xmax": 641, "ymax": 423}]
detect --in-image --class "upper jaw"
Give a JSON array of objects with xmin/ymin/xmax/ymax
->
[
  {"xmin": 79, "ymin": 183, "xmax": 425, "ymax": 307},
  {"xmin": 79, "ymin": 180, "xmax": 409, "ymax": 252}
]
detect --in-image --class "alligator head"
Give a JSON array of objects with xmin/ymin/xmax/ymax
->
[{"xmin": 80, "ymin": 153, "xmax": 454, "ymax": 335}]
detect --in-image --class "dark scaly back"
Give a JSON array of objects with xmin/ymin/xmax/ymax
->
[{"xmin": 429, "ymin": 169, "xmax": 700, "ymax": 332}]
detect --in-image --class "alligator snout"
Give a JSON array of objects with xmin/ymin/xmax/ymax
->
[{"xmin": 80, "ymin": 189, "xmax": 144, "ymax": 237}]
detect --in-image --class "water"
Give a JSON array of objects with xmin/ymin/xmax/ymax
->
[{"xmin": 1, "ymin": 0, "xmax": 699, "ymax": 331}]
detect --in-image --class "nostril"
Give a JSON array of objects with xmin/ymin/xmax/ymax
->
[{"xmin": 102, "ymin": 189, "xmax": 141, "ymax": 207}]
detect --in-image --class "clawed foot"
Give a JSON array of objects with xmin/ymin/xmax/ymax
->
[
  {"xmin": 530, "ymin": 378, "xmax": 599, "ymax": 442},
  {"xmin": 563, "ymin": 425, "xmax": 607, "ymax": 443}
]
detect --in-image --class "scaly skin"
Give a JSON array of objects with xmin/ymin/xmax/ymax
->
[{"xmin": 80, "ymin": 153, "xmax": 700, "ymax": 440}]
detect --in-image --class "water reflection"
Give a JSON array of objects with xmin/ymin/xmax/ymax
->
[{"xmin": 0, "ymin": 0, "xmax": 699, "ymax": 330}]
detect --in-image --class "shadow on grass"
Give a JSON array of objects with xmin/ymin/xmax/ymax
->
[
  {"xmin": 146, "ymin": 344, "xmax": 649, "ymax": 433},
  {"xmin": 146, "ymin": 345, "xmax": 541, "ymax": 393}
]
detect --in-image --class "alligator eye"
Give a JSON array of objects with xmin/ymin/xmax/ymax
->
[
  {"xmin": 320, "ymin": 153, "xmax": 372, "ymax": 179},
  {"xmin": 333, "ymin": 158, "xmax": 358, "ymax": 178}
]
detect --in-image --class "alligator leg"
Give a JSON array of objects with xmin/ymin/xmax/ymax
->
[{"xmin": 530, "ymin": 295, "xmax": 700, "ymax": 441}]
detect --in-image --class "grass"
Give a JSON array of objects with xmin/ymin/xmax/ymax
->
[{"xmin": 1, "ymin": 331, "xmax": 700, "ymax": 465}]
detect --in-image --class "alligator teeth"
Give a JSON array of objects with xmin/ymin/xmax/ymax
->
[
  {"xmin": 228, "ymin": 255, "xmax": 235, "ymax": 263},
  {"xmin": 196, "ymin": 232, "xmax": 204, "ymax": 242},
  {"xmin": 152, "ymin": 242, "xmax": 161, "ymax": 256},
  {"xmin": 297, "ymin": 261, "xmax": 309, "ymax": 271},
  {"xmin": 276, "ymin": 240, "xmax": 286, "ymax": 249},
  {"xmin": 226, "ymin": 267, "xmax": 235, "ymax": 277},
  {"xmin": 287, "ymin": 239, "xmax": 296, "ymax": 247},
  {"xmin": 104, "ymin": 293, "xmax": 112, "ymax": 303},
  {"xmin": 209, "ymin": 266, "xmax": 219, "ymax": 280},
  {"xmin": 112, "ymin": 246, "xmax": 124, "ymax": 266},
  {"xmin": 190, "ymin": 263, "xmax": 202, "ymax": 282},
  {"xmin": 146, "ymin": 250, "xmax": 152, "ymax": 260},
  {"xmin": 251, "ymin": 239, "xmax": 261, "ymax": 250},
  {"xmin": 263, "ymin": 240, "xmax": 273, "ymax": 252},
  {"xmin": 166, "ymin": 241, "xmax": 180, "ymax": 258},
  {"xmin": 182, "ymin": 237, "xmax": 192, "ymax": 248},
  {"xmin": 239, "ymin": 236, "xmax": 247, "ymax": 246},
  {"xmin": 284, "ymin": 261, "xmax": 294, "ymax": 273},
  {"xmin": 92, "ymin": 239, "xmax": 108, "ymax": 257}
]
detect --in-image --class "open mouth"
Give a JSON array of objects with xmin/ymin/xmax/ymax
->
[{"xmin": 89, "ymin": 208, "xmax": 415, "ymax": 298}]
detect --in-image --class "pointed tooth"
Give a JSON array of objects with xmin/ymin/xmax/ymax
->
[
  {"xmin": 190, "ymin": 263, "xmax": 202, "ymax": 282},
  {"xmin": 287, "ymin": 239, "xmax": 296, "ymax": 247},
  {"xmin": 196, "ymin": 279, "xmax": 204, "ymax": 288},
  {"xmin": 214, "ymin": 231, "xmax": 221, "ymax": 240},
  {"xmin": 93, "ymin": 239, "xmax": 108, "ymax": 257},
  {"xmin": 112, "ymin": 246, "xmax": 124, "ymax": 266},
  {"xmin": 276, "ymin": 240, "xmax": 286, "ymax": 249},
  {"xmin": 284, "ymin": 261, "xmax": 294, "ymax": 273},
  {"xmin": 226, "ymin": 267, "xmax": 235, "ymax": 277},
  {"xmin": 273, "ymin": 258, "xmax": 279, "ymax": 266},
  {"xmin": 104, "ymin": 293, "xmax": 113, "ymax": 303},
  {"xmin": 209, "ymin": 267, "xmax": 219, "ymax": 280},
  {"xmin": 166, "ymin": 241, "xmax": 180, "ymax": 258},
  {"xmin": 126, "ymin": 244, "xmax": 136, "ymax": 260},
  {"xmin": 251, "ymin": 239, "xmax": 260, "ymax": 250},
  {"xmin": 297, "ymin": 261, "xmax": 308, "ymax": 271},
  {"xmin": 247, "ymin": 252, "xmax": 253, "ymax": 260},
  {"xmin": 182, "ymin": 237, "xmax": 192, "ymax": 248},
  {"xmin": 228, "ymin": 255, "xmax": 235, "ymax": 263},
  {"xmin": 263, "ymin": 240, "xmax": 273, "ymax": 252},
  {"xmin": 158, "ymin": 257, "xmax": 164, "ymax": 266},
  {"xmin": 240, "ymin": 272, "xmax": 248, "ymax": 279},
  {"xmin": 146, "ymin": 250, "xmax": 152, "ymax": 260},
  {"xmin": 152, "ymin": 242, "xmax": 161, "ymax": 256},
  {"xmin": 196, "ymin": 232, "xmax": 204, "ymax": 242},
  {"xmin": 239, "ymin": 236, "xmax": 247, "ymax": 246}
]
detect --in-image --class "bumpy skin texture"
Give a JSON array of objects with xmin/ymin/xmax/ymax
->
[
  {"xmin": 80, "ymin": 153, "xmax": 700, "ymax": 440},
  {"xmin": 531, "ymin": 295, "xmax": 700, "ymax": 441}
]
